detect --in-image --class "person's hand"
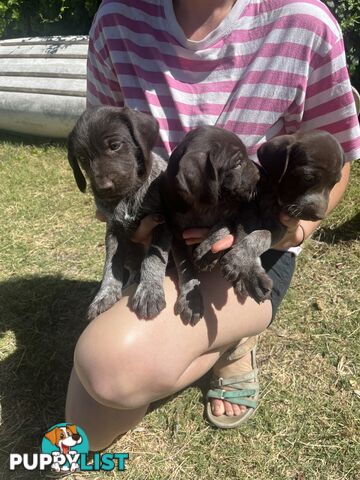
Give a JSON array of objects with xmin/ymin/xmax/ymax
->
[
  {"xmin": 183, "ymin": 228, "xmax": 235, "ymax": 252},
  {"xmin": 210, "ymin": 233, "xmax": 235, "ymax": 253},
  {"xmin": 182, "ymin": 228, "xmax": 210, "ymax": 245},
  {"xmin": 131, "ymin": 214, "xmax": 164, "ymax": 246},
  {"xmin": 95, "ymin": 210, "xmax": 164, "ymax": 246},
  {"xmin": 183, "ymin": 212, "xmax": 306, "ymax": 253},
  {"xmin": 272, "ymin": 213, "xmax": 304, "ymax": 250}
]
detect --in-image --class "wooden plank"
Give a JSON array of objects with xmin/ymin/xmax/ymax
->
[{"xmin": 0, "ymin": 76, "xmax": 86, "ymax": 97}]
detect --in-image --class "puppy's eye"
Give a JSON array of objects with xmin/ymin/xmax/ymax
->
[
  {"xmin": 303, "ymin": 174, "xmax": 316, "ymax": 183},
  {"xmin": 109, "ymin": 142, "xmax": 123, "ymax": 151}
]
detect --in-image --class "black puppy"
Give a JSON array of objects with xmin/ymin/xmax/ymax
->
[
  {"xmin": 68, "ymin": 106, "xmax": 171, "ymax": 321},
  {"xmin": 196, "ymin": 129, "xmax": 345, "ymax": 302},
  {"xmin": 162, "ymin": 125, "xmax": 260, "ymax": 324}
]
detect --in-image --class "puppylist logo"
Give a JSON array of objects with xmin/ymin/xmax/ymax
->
[{"xmin": 9, "ymin": 423, "xmax": 129, "ymax": 473}]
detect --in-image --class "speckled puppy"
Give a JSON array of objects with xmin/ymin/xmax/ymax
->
[{"xmin": 68, "ymin": 106, "xmax": 171, "ymax": 321}]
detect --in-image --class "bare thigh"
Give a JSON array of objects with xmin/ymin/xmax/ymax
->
[{"xmin": 73, "ymin": 268, "xmax": 272, "ymax": 410}]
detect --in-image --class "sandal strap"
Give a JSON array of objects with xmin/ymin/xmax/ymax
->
[
  {"xmin": 210, "ymin": 370, "xmax": 258, "ymax": 387},
  {"xmin": 207, "ymin": 388, "xmax": 258, "ymax": 409},
  {"xmin": 223, "ymin": 336, "xmax": 258, "ymax": 362},
  {"xmin": 210, "ymin": 380, "xmax": 259, "ymax": 392}
]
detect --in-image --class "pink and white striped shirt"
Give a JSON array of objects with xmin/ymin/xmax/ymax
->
[{"xmin": 87, "ymin": 0, "xmax": 360, "ymax": 162}]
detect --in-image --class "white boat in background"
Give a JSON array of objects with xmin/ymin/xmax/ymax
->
[{"xmin": 0, "ymin": 36, "xmax": 87, "ymax": 138}]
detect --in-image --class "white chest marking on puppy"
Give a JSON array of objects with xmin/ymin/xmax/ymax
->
[{"xmin": 124, "ymin": 211, "xmax": 136, "ymax": 221}]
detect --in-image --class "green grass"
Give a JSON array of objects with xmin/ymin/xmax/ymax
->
[{"xmin": 0, "ymin": 136, "xmax": 359, "ymax": 480}]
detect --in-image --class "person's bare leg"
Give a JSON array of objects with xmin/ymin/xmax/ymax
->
[
  {"xmin": 210, "ymin": 340, "xmax": 255, "ymax": 417},
  {"xmin": 66, "ymin": 269, "xmax": 271, "ymax": 449},
  {"xmin": 66, "ymin": 368, "xmax": 148, "ymax": 451}
]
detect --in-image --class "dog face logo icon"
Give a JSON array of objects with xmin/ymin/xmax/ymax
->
[{"xmin": 41, "ymin": 423, "xmax": 89, "ymax": 472}]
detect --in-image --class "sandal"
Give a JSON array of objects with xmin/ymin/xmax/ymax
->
[{"xmin": 206, "ymin": 336, "xmax": 259, "ymax": 428}]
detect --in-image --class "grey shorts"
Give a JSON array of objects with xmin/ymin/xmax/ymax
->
[{"xmin": 260, "ymin": 249, "xmax": 296, "ymax": 323}]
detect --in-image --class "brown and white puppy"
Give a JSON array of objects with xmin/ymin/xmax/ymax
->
[
  {"xmin": 68, "ymin": 106, "xmax": 171, "ymax": 320},
  {"xmin": 162, "ymin": 125, "xmax": 260, "ymax": 324},
  {"xmin": 203, "ymin": 129, "xmax": 345, "ymax": 302},
  {"xmin": 44, "ymin": 425, "xmax": 82, "ymax": 472}
]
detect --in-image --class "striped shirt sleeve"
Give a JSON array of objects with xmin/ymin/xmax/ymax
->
[{"xmin": 285, "ymin": 35, "xmax": 360, "ymax": 161}]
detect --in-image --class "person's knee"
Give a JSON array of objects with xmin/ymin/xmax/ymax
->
[{"xmin": 73, "ymin": 320, "xmax": 177, "ymax": 409}]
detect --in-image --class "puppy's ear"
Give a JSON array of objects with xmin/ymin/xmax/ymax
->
[
  {"xmin": 122, "ymin": 108, "xmax": 159, "ymax": 176},
  {"xmin": 67, "ymin": 424, "xmax": 77, "ymax": 435},
  {"xmin": 257, "ymin": 135, "xmax": 295, "ymax": 181},
  {"xmin": 175, "ymin": 152, "xmax": 219, "ymax": 206},
  {"xmin": 67, "ymin": 133, "xmax": 87, "ymax": 192},
  {"xmin": 44, "ymin": 428, "xmax": 59, "ymax": 445},
  {"xmin": 68, "ymin": 151, "xmax": 87, "ymax": 192},
  {"xmin": 205, "ymin": 151, "xmax": 218, "ymax": 182},
  {"xmin": 202, "ymin": 152, "xmax": 219, "ymax": 204}
]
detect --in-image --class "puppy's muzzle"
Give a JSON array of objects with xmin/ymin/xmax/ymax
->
[
  {"xmin": 94, "ymin": 178, "xmax": 116, "ymax": 196},
  {"xmin": 283, "ymin": 194, "xmax": 327, "ymax": 221}
]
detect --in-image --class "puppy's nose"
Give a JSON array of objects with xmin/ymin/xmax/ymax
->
[{"xmin": 97, "ymin": 180, "xmax": 115, "ymax": 193}]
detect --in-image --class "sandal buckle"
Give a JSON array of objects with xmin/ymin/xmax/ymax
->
[
  {"xmin": 220, "ymin": 389, "xmax": 226, "ymax": 400},
  {"xmin": 218, "ymin": 377, "xmax": 224, "ymax": 387}
]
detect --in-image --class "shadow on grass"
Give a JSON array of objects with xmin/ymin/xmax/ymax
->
[
  {"xmin": 315, "ymin": 211, "xmax": 360, "ymax": 244},
  {"xmin": 0, "ymin": 131, "xmax": 67, "ymax": 147},
  {"xmin": 0, "ymin": 275, "xmax": 96, "ymax": 478},
  {"xmin": 0, "ymin": 275, "xmax": 211, "ymax": 478}
]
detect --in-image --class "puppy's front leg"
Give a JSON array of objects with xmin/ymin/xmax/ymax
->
[
  {"xmin": 221, "ymin": 229, "xmax": 273, "ymax": 303},
  {"xmin": 172, "ymin": 240, "xmax": 204, "ymax": 325},
  {"xmin": 88, "ymin": 222, "xmax": 125, "ymax": 321},
  {"xmin": 193, "ymin": 221, "xmax": 231, "ymax": 271},
  {"xmin": 131, "ymin": 224, "xmax": 172, "ymax": 319},
  {"xmin": 220, "ymin": 209, "xmax": 274, "ymax": 303},
  {"xmin": 229, "ymin": 220, "xmax": 287, "ymax": 302}
]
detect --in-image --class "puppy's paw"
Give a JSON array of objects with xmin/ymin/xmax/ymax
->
[
  {"xmin": 233, "ymin": 278, "xmax": 248, "ymax": 302},
  {"xmin": 174, "ymin": 280, "xmax": 204, "ymax": 325},
  {"xmin": 219, "ymin": 249, "xmax": 243, "ymax": 282},
  {"xmin": 87, "ymin": 287, "xmax": 122, "ymax": 321},
  {"xmin": 244, "ymin": 264, "xmax": 273, "ymax": 304},
  {"xmin": 193, "ymin": 244, "xmax": 221, "ymax": 271},
  {"xmin": 132, "ymin": 282, "xmax": 166, "ymax": 319},
  {"xmin": 193, "ymin": 240, "xmax": 211, "ymax": 261}
]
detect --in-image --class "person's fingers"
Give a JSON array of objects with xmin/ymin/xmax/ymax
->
[
  {"xmin": 182, "ymin": 228, "xmax": 210, "ymax": 240},
  {"xmin": 95, "ymin": 210, "xmax": 107, "ymax": 222},
  {"xmin": 211, "ymin": 234, "xmax": 235, "ymax": 253},
  {"xmin": 278, "ymin": 213, "xmax": 299, "ymax": 232},
  {"xmin": 183, "ymin": 228, "xmax": 210, "ymax": 246},
  {"xmin": 184, "ymin": 238, "xmax": 206, "ymax": 246},
  {"xmin": 131, "ymin": 214, "xmax": 164, "ymax": 244}
]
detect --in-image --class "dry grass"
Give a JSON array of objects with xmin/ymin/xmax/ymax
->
[{"xmin": 0, "ymin": 135, "xmax": 359, "ymax": 479}]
